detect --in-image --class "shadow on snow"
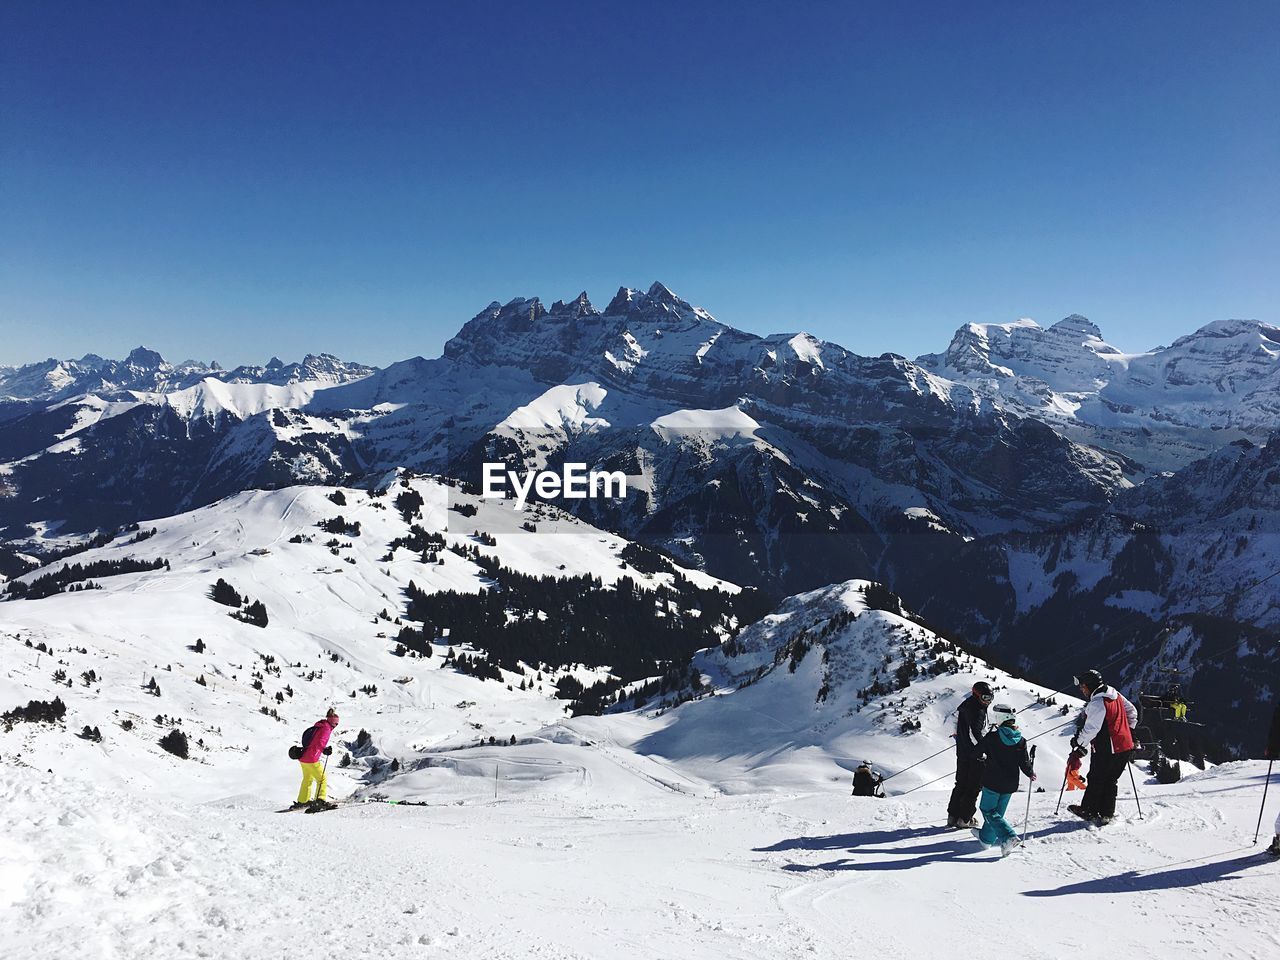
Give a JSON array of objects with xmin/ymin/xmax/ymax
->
[
  {"xmin": 760, "ymin": 821, "xmax": 1089, "ymax": 872},
  {"xmin": 1022, "ymin": 850, "xmax": 1270, "ymax": 897}
]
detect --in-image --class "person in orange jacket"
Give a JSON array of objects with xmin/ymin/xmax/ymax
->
[{"xmin": 1065, "ymin": 752, "xmax": 1087, "ymax": 791}]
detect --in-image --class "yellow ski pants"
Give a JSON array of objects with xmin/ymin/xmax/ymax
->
[{"xmin": 297, "ymin": 761, "xmax": 327, "ymax": 804}]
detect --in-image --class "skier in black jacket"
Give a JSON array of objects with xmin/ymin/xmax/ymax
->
[
  {"xmin": 851, "ymin": 761, "xmax": 884, "ymax": 797},
  {"xmin": 946, "ymin": 681, "xmax": 993, "ymax": 828}
]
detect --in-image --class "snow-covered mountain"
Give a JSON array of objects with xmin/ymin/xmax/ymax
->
[
  {"xmin": 362, "ymin": 284, "xmax": 1128, "ymax": 590},
  {"xmin": 919, "ymin": 315, "xmax": 1280, "ymax": 471}
]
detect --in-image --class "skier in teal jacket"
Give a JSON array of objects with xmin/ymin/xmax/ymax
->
[{"xmin": 973, "ymin": 703, "xmax": 1036, "ymax": 855}]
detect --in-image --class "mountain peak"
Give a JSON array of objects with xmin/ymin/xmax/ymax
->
[
  {"xmin": 603, "ymin": 282, "xmax": 710, "ymax": 324},
  {"xmin": 604, "ymin": 286, "xmax": 638, "ymax": 315},
  {"xmin": 1050, "ymin": 314, "xmax": 1103, "ymax": 339},
  {"xmin": 1187, "ymin": 318, "xmax": 1278, "ymax": 342},
  {"xmin": 549, "ymin": 291, "xmax": 598, "ymax": 317},
  {"xmin": 125, "ymin": 346, "xmax": 166, "ymax": 368}
]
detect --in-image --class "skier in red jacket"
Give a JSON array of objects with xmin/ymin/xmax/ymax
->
[
  {"xmin": 292, "ymin": 708, "xmax": 339, "ymax": 811},
  {"xmin": 1067, "ymin": 670, "xmax": 1137, "ymax": 824}
]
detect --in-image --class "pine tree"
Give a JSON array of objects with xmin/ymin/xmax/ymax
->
[
  {"xmin": 159, "ymin": 729, "xmax": 189, "ymax": 759},
  {"xmin": 209, "ymin": 578, "xmax": 241, "ymax": 607}
]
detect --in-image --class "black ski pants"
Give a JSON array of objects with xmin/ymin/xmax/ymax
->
[
  {"xmin": 1081, "ymin": 749, "xmax": 1134, "ymax": 819},
  {"xmin": 947, "ymin": 756, "xmax": 984, "ymax": 821}
]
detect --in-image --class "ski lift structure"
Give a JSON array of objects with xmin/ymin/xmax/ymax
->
[{"xmin": 1135, "ymin": 631, "xmax": 1206, "ymax": 770}]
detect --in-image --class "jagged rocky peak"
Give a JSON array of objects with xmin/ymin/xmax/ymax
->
[
  {"xmin": 445, "ymin": 282, "xmax": 721, "ymax": 365},
  {"xmin": 548, "ymin": 291, "xmax": 598, "ymax": 317},
  {"xmin": 298, "ymin": 353, "xmax": 375, "ymax": 382},
  {"xmin": 124, "ymin": 346, "xmax": 168, "ymax": 369},
  {"xmin": 603, "ymin": 282, "xmax": 714, "ymax": 325},
  {"xmin": 470, "ymin": 297, "xmax": 548, "ymax": 328}
]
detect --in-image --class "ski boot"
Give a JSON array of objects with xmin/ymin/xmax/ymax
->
[
  {"xmin": 971, "ymin": 827, "xmax": 991, "ymax": 848},
  {"xmin": 1000, "ymin": 837, "xmax": 1022, "ymax": 858},
  {"xmin": 307, "ymin": 798, "xmax": 338, "ymax": 813},
  {"xmin": 1066, "ymin": 804, "xmax": 1102, "ymax": 824},
  {"xmin": 1267, "ymin": 835, "xmax": 1280, "ymax": 857}
]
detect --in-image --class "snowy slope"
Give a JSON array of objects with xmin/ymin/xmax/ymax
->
[
  {"xmin": 0, "ymin": 478, "xmax": 735, "ymax": 804},
  {"xmin": 5, "ymin": 569, "xmax": 1279, "ymax": 959},
  {"xmin": 565, "ymin": 580, "xmax": 1083, "ymax": 794}
]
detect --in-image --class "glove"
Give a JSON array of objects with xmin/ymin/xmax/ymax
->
[
  {"xmin": 1069, "ymin": 736, "xmax": 1079, "ymax": 750},
  {"xmin": 1030, "ymin": 774, "xmax": 1037, "ymax": 782},
  {"xmin": 324, "ymin": 746, "xmax": 333, "ymax": 756},
  {"xmin": 1071, "ymin": 746, "xmax": 1088, "ymax": 760}
]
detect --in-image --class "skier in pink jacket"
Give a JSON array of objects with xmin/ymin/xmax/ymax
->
[{"xmin": 292, "ymin": 708, "xmax": 339, "ymax": 811}]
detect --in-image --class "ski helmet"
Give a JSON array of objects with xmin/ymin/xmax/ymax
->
[
  {"xmin": 1073, "ymin": 669, "xmax": 1102, "ymax": 691},
  {"xmin": 990, "ymin": 703, "xmax": 1018, "ymax": 727},
  {"xmin": 972, "ymin": 681, "xmax": 994, "ymax": 702}
]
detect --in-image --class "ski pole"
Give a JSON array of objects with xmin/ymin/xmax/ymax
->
[
  {"xmin": 1022, "ymin": 745, "xmax": 1036, "ymax": 840},
  {"xmin": 1253, "ymin": 759, "xmax": 1274, "ymax": 844},
  {"xmin": 1053, "ymin": 754, "xmax": 1071, "ymax": 815},
  {"xmin": 1126, "ymin": 757, "xmax": 1143, "ymax": 819}
]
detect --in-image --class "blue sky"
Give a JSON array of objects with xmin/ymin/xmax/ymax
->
[{"xmin": 2, "ymin": 1, "xmax": 1276, "ymax": 368}]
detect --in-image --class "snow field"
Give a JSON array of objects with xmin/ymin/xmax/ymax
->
[{"xmin": 5, "ymin": 756, "xmax": 1278, "ymax": 960}]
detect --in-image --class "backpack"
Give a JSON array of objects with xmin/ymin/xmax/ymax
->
[{"xmin": 288, "ymin": 723, "xmax": 319, "ymax": 760}]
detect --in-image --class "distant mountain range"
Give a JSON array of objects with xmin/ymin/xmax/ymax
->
[{"xmin": 0, "ymin": 348, "xmax": 374, "ymax": 408}]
